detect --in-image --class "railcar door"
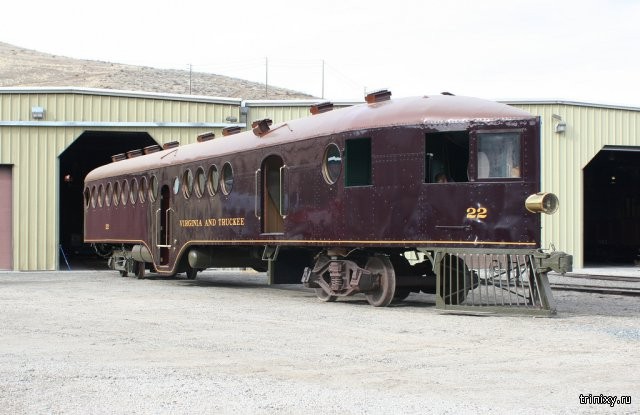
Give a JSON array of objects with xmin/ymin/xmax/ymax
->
[
  {"xmin": 156, "ymin": 184, "xmax": 173, "ymax": 265},
  {"xmin": 260, "ymin": 155, "xmax": 286, "ymax": 234}
]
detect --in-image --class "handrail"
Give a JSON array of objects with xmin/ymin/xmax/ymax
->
[
  {"xmin": 254, "ymin": 169, "xmax": 261, "ymax": 219},
  {"xmin": 279, "ymin": 164, "xmax": 287, "ymax": 217}
]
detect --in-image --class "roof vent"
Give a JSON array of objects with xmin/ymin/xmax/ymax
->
[
  {"xmin": 441, "ymin": 91, "xmax": 455, "ymax": 96},
  {"xmin": 252, "ymin": 118, "xmax": 273, "ymax": 137},
  {"xmin": 126, "ymin": 149, "xmax": 143, "ymax": 159},
  {"xmin": 222, "ymin": 126, "xmax": 242, "ymax": 136},
  {"xmin": 365, "ymin": 89, "xmax": 391, "ymax": 104},
  {"xmin": 111, "ymin": 153, "xmax": 126, "ymax": 163},
  {"xmin": 143, "ymin": 144, "xmax": 162, "ymax": 154},
  {"xmin": 310, "ymin": 102, "xmax": 334, "ymax": 115},
  {"xmin": 163, "ymin": 141, "xmax": 180, "ymax": 150},
  {"xmin": 197, "ymin": 132, "xmax": 215, "ymax": 142}
]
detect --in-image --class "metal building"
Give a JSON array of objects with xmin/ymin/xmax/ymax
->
[
  {"xmin": 1, "ymin": 88, "xmax": 638, "ymax": 270},
  {"xmin": 508, "ymin": 100, "xmax": 640, "ymax": 268},
  {"xmin": 0, "ymin": 87, "xmax": 243, "ymax": 270}
]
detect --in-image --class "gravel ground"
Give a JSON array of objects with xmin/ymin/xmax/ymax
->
[{"xmin": 0, "ymin": 270, "xmax": 638, "ymax": 414}]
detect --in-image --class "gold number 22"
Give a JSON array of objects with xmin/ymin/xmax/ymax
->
[{"xmin": 466, "ymin": 207, "xmax": 488, "ymax": 219}]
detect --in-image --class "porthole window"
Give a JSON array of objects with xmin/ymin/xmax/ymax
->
[
  {"xmin": 173, "ymin": 176, "xmax": 180, "ymax": 195},
  {"xmin": 139, "ymin": 176, "xmax": 147, "ymax": 203},
  {"xmin": 130, "ymin": 179, "xmax": 138, "ymax": 205},
  {"xmin": 195, "ymin": 167, "xmax": 206, "ymax": 198},
  {"xmin": 98, "ymin": 184, "xmax": 104, "ymax": 207},
  {"xmin": 90, "ymin": 186, "xmax": 97, "ymax": 208},
  {"xmin": 182, "ymin": 169, "xmax": 194, "ymax": 199},
  {"xmin": 322, "ymin": 143, "xmax": 342, "ymax": 184},
  {"xmin": 84, "ymin": 187, "xmax": 91, "ymax": 208},
  {"xmin": 221, "ymin": 162, "xmax": 233, "ymax": 195},
  {"xmin": 149, "ymin": 175, "xmax": 158, "ymax": 202},
  {"xmin": 113, "ymin": 181, "xmax": 120, "ymax": 206},
  {"xmin": 207, "ymin": 164, "xmax": 219, "ymax": 196},
  {"xmin": 105, "ymin": 182, "xmax": 113, "ymax": 207},
  {"xmin": 121, "ymin": 180, "xmax": 129, "ymax": 205}
]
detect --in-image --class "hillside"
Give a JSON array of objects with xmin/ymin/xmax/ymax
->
[{"xmin": 0, "ymin": 42, "xmax": 314, "ymax": 100}]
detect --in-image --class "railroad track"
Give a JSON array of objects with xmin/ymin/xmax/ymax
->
[
  {"xmin": 562, "ymin": 273, "xmax": 640, "ymax": 283},
  {"xmin": 550, "ymin": 282, "xmax": 640, "ymax": 297}
]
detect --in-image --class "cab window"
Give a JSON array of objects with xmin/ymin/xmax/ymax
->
[
  {"xmin": 477, "ymin": 132, "xmax": 521, "ymax": 179},
  {"xmin": 425, "ymin": 131, "xmax": 469, "ymax": 183}
]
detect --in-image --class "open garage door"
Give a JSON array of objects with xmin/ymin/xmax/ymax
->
[
  {"xmin": 59, "ymin": 131, "xmax": 158, "ymax": 269},
  {"xmin": 583, "ymin": 146, "xmax": 640, "ymax": 265}
]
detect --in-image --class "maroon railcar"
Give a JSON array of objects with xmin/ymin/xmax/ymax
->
[{"xmin": 84, "ymin": 92, "xmax": 571, "ymax": 312}]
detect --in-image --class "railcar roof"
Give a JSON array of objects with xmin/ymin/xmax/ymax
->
[{"xmin": 85, "ymin": 95, "xmax": 534, "ymax": 182}]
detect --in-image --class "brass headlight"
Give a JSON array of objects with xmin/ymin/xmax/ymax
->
[{"xmin": 525, "ymin": 192, "xmax": 559, "ymax": 214}]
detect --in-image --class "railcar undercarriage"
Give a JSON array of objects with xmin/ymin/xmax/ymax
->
[
  {"xmin": 302, "ymin": 247, "xmax": 571, "ymax": 316},
  {"xmin": 98, "ymin": 242, "xmax": 571, "ymax": 316}
]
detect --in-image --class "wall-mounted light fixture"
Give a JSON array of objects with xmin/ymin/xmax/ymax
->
[
  {"xmin": 552, "ymin": 114, "xmax": 566, "ymax": 134},
  {"xmin": 31, "ymin": 106, "xmax": 45, "ymax": 119}
]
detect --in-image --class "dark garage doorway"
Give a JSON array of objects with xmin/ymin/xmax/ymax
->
[
  {"xmin": 583, "ymin": 146, "xmax": 640, "ymax": 265},
  {"xmin": 59, "ymin": 131, "xmax": 158, "ymax": 269}
]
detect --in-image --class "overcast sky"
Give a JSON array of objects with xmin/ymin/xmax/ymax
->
[{"xmin": 2, "ymin": 0, "xmax": 639, "ymax": 105}]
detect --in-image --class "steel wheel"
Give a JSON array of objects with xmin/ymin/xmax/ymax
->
[
  {"xmin": 364, "ymin": 255, "xmax": 396, "ymax": 307},
  {"xmin": 314, "ymin": 287, "xmax": 337, "ymax": 302}
]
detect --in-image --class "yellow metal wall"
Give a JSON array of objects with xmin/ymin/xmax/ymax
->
[
  {"xmin": 0, "ymin": 90, "xmax": 240, "ymax": 123},
  {"xmin": 511, "ymin": 102, "xmax": 640, "ymax": 267},
  {"xmin": 0, "ymin": 89, "xmax": 241, "ymax": 270},
  {"xmin": 244, "ymin": 101, "xmax": 359, "ymax": 126}
]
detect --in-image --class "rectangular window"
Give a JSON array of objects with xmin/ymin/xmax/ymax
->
[
  {"xmin": 345, "ymin": 137, "xmax": 371, "ymax": 186},
  {"xmin": 424, "ymin": 131, "xmax": 469, "ymax": 183},
  {"xmin": 477, "ymin": 132, "xmax": 521, "ymax": 179}
]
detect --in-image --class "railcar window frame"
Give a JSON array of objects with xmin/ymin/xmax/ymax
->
[
  {"xmin": 97, "ymin": 184, "xmax": 104, "ymax": 208},
  {"xmin": 130, "ymin": 178, "xmax": 138, "ymax": 205},
  {"xmin": 105, "ymin": 182, "xmax": 113, "ymax": 207},
  {"xmin": 149, "ymin": 175, "xmax": 158, "ymax": 202},
  {"xmin": 195, "ymin": 167, "xmax": 206, "ymax": 198},
  {"xmin": 207, "ymin": 164, "xmax": 219, "ymax": 196},
  {"xmin": 113, "ymin": 181, "xmax": 120, "ymax": 206},
  {"xmin": 121, "ymin": 180, "xmax": 129, "ymax": 206},
  {"xmin": 139, "ymin": 176, "xmax": 147, "ymax": 204},
  {"xmin": 475, "ymin": 130, "xmax": 523, "ymax": 181},
  {"xmin": 90, "ymin": 186, "xmax": 97, "ymax": 208},
  {"xmin": 344, "ymin": 137, "xmax": 372, "ymax": 187},
  {"xmin": 84, "ymin": 187, "xmax": 91, "ymax": 209},
  {"xmin": 172, "ymin": 176, "xmax": 180, "ymax": 195},
  {"xmin": 424, "ymin": 131, "xmax": 470, "ymax": 184},
  {"xmin": 322, "ymin": 143, "xmax": 342, "ymax": 185},
  {"xmin": 221, "ymin": 162, "xmax": 234, "ymax": 195},
  {"xmin": 182, "ymin": 169, "xmax": 194, "ymax": 199}
]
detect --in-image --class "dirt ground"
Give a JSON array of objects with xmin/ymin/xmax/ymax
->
[{"xmin": 0, "ymin": 270, "xmax": 638, "ymax": 414}]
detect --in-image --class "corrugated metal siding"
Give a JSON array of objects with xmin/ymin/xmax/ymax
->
[
  {"xmin": 0, "ymin": 90, "xmax": 241, "ymax": 270},
  {"xmin": 511, "ymin": 103, "xmax": 640, "ymax": 267},
  {"xmin": 1, "ymin": 92, "xmax": 240, "ymax": 123},
  {"xmin": 245, "ymin": 102, "xmax": 356, "ymax": 126},
  {"xmin": 247, "ymin": 105, "xmax": 314, "ymax": 125}
]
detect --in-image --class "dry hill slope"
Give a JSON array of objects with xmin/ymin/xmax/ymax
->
[{"xmin": 0, "ymin": 42, "xmax": 314, "ymax": 100}]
